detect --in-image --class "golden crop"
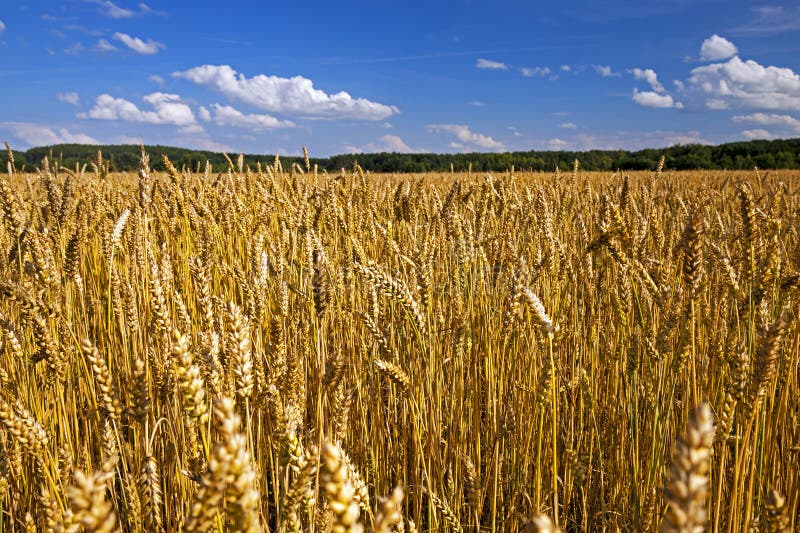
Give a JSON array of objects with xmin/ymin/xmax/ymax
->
[{"xmin": 0, "ymin": 147, "xmax": 797, "ymax": 531}]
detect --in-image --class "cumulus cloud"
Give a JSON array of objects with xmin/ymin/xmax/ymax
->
[
  {"xmin": 1, "ymin": 122, "xmax": 99, "ymax": 146},
  {"xmin": 629, "ymin": 68, "xmax": 665, "ymax": 92},
  {"xmin": 700, "ymin": 34, "xmax": 738, "ymax": 61},
  {"xmin": 113, "ymin": 32, "xmax": 164, "ymax": 55},
  {"xmin": 148, "ymin": 74, "xmax": 165, "ymax": 85},
  {"xmin": 345, "ymin": 134, "xmax": 416, "ymax": 154},
  {"xmin": 56, "ymin": 92, "xmax": 81, "ymax": 106},
  {"xmin": 732, "ymin": 112, "xmax": 800, "ymax": 132},
  {"xmin": 593, "ymin": 65, "xmax": 620, "ymax": 77},
  {"xmin": 476, "ymin": 58, "xmax": 508, "ymax": 70},
  {"xmin": 91, "ymin": 1, "xmax": 152, "ymax": 19},
  {"xmin": 428, "ymin": 124, "xmax": 505, "ymax": 151},
  {"xmin": 632, "ymin": 89, "xmax": 683, "ymax": 108},
  {"xmin": 209, "ymin": 104, "xmax": 295, "ymax": 130},
  {"xmin": 559, "ymin": 122, "xmax": 577, "ymax": 129},
  {"xmin": 79, "ymin": 92, "xmax": 198, "ymax": 130},
  {"xmin": 0, "ymin": 20, "xmax": 5, "ymax": 33},
  {"xmin": 547, "ymin": 138, "xmax": 569, "ymax": 149},
  {"xmin": 560, "ymin": 65, "xmax": 571, "ymax": 72},
  {"xmin": 741, "ymin": 129, "xmax": 775, "ymax": 140},
  {"xmin": 173, "ymin": 64, "xmax": 398, "ymax": 120},
  {"xmin": 685, "ymin": 56, "xmax": 800, "ymax": 111}
]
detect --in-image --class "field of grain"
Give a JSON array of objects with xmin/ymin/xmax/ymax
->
[{"xmin": 0, "ymin": 147, "xmax": 797, "ymax": 532}]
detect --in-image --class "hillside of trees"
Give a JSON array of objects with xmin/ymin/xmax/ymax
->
[{"xmin": 3, "ymin": 138, "xmax": 800, "ymax": 173}]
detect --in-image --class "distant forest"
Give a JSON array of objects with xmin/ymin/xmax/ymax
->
[{"xmin": 3, "ymin": 138, "xmax": 800, "ymax": 173}]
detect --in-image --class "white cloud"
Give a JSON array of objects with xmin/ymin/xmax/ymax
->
[
  {"xmin": 699, "ymin": 34, "xmax": 738, "ymax": 61},
  {"xmin": 706, "ymin": 99, "xmax": 729, "ymax": 110},
  {"xmin": 180, "ymin": 124, "xmax": 205, "ymax": 134},
  {"xmin": 56, "ymin": 92, "xmax": 81, "ymax": 106},
  {"xmin": 661, "ymin": 132, "xmax": 709, "ymax": 145},
  {"xmin": 113, "ymin": 32, "xmax": 164, "ymax": 55},
  {"xmin": 148, "ymin": 74, "xmax": 165, "ymax": 85},
  {"xmin": 380, "ymin": 122, "xmax": 393, "ymax": 128},
  {"xmin": 94, "ymin": 39, "xmax": 117, "ymax": 52},
  {"xmin": 573, "ymin": 130, "xmax": 709, "ymax": 150},
  {"xmin": 632, "ymin": 89, "xmax": 683, "ymax": 108},
  {"xmin": 741, "ymin": 129, "xmax": 774, "ymax": 140},
  {"xmin": 209, "ymin": 104, "xmax": 295, "ymax": 130},
  {"xmin": 117, "ymin": 135, "xmax": 145, "ymax": 144},
  {"xmin": 99, "ymin": 1, "xmax": 135, "ymax": 18},
  {"xmin": 64, "ymin": 43, "xmax": 86, "ymax": 56},
  {"xmin": 0, "ymin": 20, "xmax": 5, "ymax": 33},
  {"xmin": 732, "ymin": 112, "xmax": 800, "ymax": 132},
  {"xmin": 80, "ymin": 92, "xmax": 198, "ymax": 129},
  {"xmin": 373, "ymin": 134, "xmax": 413, "ymax": 152},
  {"xmin": 470, "ymin": 101, "xmax": 486, "ymax": 107},
  {"xmin": 629, "ymin": 68, "xmax": 665, "ymax": 92},
  {"xmin": 560, "ymin": 64, "xmax": 571, "ymax": 72},
  {"xmin": 685, "ymin": 55, "xmax": 800, "ymax": 111},
  {"xmin": 173, "ymin": 64, "xmax": 398, "ymax": 120},
  {"xmin": 176, "ymin": 136, "xmax": 234, "ymax": 153},
  {"xmin": 198, "ymin": 106, "xmax": 211, "ymax": 122},
  {"xmin": 520, "ymin": 66, "xmax": 552, "ymax": 78},
  {"xmin": 559, "ymin": 122, "xmax": 577, "ymax": 129},
  {"xmin": 547, "ymin": 138, "xmax": 569, "ymax": 149},
  {"xmin": 346, "ymin": 134, "xmax": 416, "ymax": 153},
  {"xmin": 732, "ymin": 6, "xmax": 800, "ymax": 35},
  {"xmin": 59, "ymin": 23, "xmax": 103, "ymax": 37},
  {"xmin": 428, "ymin": 124, "xmax": 505, "ymax": 151},
  {"xmin": 1, "ymin": 122, "xmax": 99, "ymax": 146},
  {"xmin": 476, "ymin": 58, "xmax": 508, "ymax": 70},
  {"xmin": 92, "ymin": 1, "xmax": 152, "ymax": 19},
  {"xmin": 507, "ymin": 126, "xmax": 523, "ymax": 137},
  {"xmin": 141, "ymin": 93, "xmax": 195, "ymax": 127},
  {"xmin": 593, "ymin": 65, "xmax": 620, "ymax": 77}
]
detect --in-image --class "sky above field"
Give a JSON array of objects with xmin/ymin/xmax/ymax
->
[{"xmin": 1, "ymin": 1, "xmax": 799, "ymax": 156}]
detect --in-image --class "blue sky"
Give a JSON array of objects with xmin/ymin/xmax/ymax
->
[{"xmin": 1, "ymin": 0, "xmax": 799, "ymax": 156}]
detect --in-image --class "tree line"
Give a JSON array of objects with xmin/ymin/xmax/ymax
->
[{"xmin": 3, "ymin": 138, "xmax": 799, "ymax": 173}]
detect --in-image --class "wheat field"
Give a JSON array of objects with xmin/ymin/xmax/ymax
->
[{"xmin": 0, "ymin": 146, "xmax": 797, "ymax": 532}]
